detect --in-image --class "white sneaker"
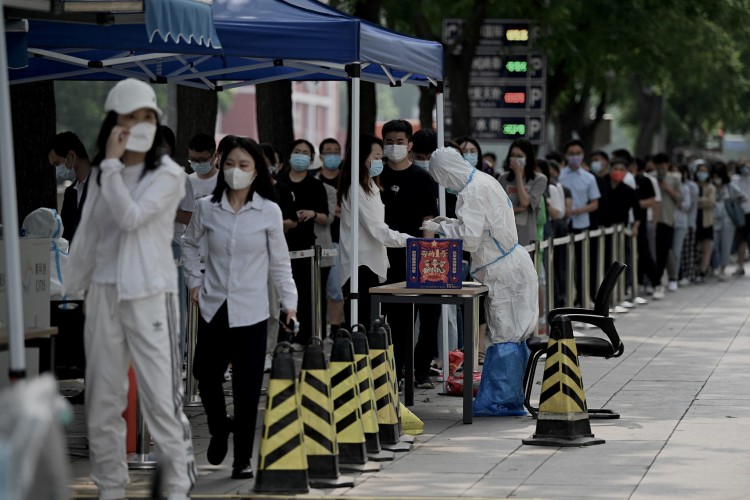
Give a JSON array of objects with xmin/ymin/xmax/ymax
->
[
  {"xmin": 635, "ymin": 296, "xmax": 649, "ymax": 305},
  {"xmin": 667, "ymin": 281, "xmax": 678, "ymax": 292},
  {"xmin": 652, "ymin": 286, "xmax": 665, "ymax": 300},
  {"xmin": 264, "ymin": 354, "xmax": 273, "ymax": 373},
  {"xmin": 718, "ymin": 272, "xmax": 728, "ymax": 282},
  {"xmin": 621, "ymin": 300, "xmax": 635, "ymax": 308},
  {"xmin": 679, "ymin": 278, "xmax": 690, "ymax": 286}
]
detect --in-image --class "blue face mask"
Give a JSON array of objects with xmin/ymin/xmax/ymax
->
[
  {"xmin": 322, "ymin": 154, "xmax": 342, "ymax": 170},
  {"xmin": 696, "ymin": 171, "xmax": 709, "ymax": 182},
  {"xmin": 56, "ymin": 162, "xmax": 76, "ymax": 183},
  {"xmin": 289, "ymin": 153, "xmax": 311, "ymax": 171},
  {"xmin": 369, "ymin": 159, "xmax": 384, "ymax": 178},
  {"xmin": 189, "ymin": 160, "xmax": 213, "ymax": 175},
  {"xmin": 463, "ymin": 152, "xmax": 478, "ymax": 168}
]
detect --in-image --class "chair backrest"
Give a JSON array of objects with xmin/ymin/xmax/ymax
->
[{"xmin": 593, "ymin": 261, "xmax": 627, "ymax": 316}]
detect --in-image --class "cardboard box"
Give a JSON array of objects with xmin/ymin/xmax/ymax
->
[
  {"xmin": 406, "ymin": 238, "xmax": 463, "ymax": 289},
  {"xmin": 0, "ymin": 237, "xmax": 50, "ymax": 331}
]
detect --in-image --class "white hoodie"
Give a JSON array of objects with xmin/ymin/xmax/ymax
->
[{"xmin": 64, "ymin": 156, "xmax": 185, "ymax": 301}]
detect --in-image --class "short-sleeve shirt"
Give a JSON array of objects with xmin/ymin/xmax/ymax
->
[
  {"xmin": 278, "ymin": 173, "xmax": 329, "ymax": 251},
  {"xmin": 599, "ymin": 176, "xmax": 641, "ymax": 226},
  {"xmin": 634, "ymin": 174, "xmax": 656, "ymax": 225},
  {"xmin": 379, "ymin": 163, "xmax": 439, "ymax": 281},
  {"xmin": 559, "ymin": 166, "xmax": 601, "ymax": 230}
]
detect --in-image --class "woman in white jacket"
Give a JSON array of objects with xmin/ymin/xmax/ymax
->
[
  {"xmin": 181, "ymin": 137, "xmax": 298, "ymax": 479},
  {"xmin": 337, "ymin": 134, "xmax": 411, "ymax": 328},
  {"xmin": 64, "ymin": 79, "xmax": 196, "ymax": 500}
]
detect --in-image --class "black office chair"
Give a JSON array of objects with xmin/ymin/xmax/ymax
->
[{"xmin": 523, "ymin": 261, "xmax": 627, "ymax": 419}]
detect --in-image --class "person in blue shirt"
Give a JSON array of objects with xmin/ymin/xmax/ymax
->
[{"xmin": 558, "ymin": 139, "xmax": 600, "ymax": 306}]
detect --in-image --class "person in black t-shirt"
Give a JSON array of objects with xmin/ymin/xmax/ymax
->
[
  {"xmin": 277, "ymin": 139, "xmax": 329, "ymax": 349},
  {"xmin": 598, "ymin": 158, "xmax": 641, "ymax": 269},
  {"xmin": 628, "ymin": 157, "xmax": 661, "ymax": 291},
  {"xmin": 379, "ymin": 120, "xmax": 439, "ymax": 389}
]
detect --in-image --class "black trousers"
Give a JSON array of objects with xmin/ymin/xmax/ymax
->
[
  {"xmin": 343, "ymin": 265, "xmax": 382, "ymax": 333},
  {"xmin": 290, "ymin": 257, "xmax": 312, "ymax": 344},
  {"xmin": 193, "ymin": 302, "xmax": 267, "ymax": 464},
  {"xmin": 655, "ymin": 222, "xmax": 674, "ymax": 285},
  {"xmin": 638, "ymin": 226, "xmax": 660, "ymax": 287}
]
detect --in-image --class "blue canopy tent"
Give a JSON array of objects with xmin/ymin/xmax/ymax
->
[
  {"xmin": 0, "ymin": 0, "xmax": 222, "ymax": 379},
  {"xmin": 3, "ymin": 0, "xmax": 446, "ymax": 379}
]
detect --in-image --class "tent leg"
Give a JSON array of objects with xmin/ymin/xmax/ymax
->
[
  {"xmin": 349, "ymin": 64, "xmax": 361, "ymax": 328},
  {"xmin": 0, "ymin": 2, "xmax": 28, "ymax": 380},
  {"xmin": 435, "ymin": 88, "xmax": 449, "ymax": 393}
]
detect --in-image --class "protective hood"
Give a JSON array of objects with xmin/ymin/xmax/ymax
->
[
  {"xmin": 429, "ymin": 147, "xmax": 474, "ymax": 192},
  {"xmin": 22, "ymin": 208, "xmax": 64, "ymax": 241}
]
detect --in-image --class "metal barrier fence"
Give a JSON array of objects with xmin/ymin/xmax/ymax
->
[
  {"xmin": 180, "ymin": 223, "xmax": 638, "ymax": 408},
  {"xmin": 523, "ymin": 224, "xmax": 639, "ymax": 331}
]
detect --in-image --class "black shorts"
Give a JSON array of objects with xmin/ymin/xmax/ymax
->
[
  {"xmin": 696, "ymin": 224, "xmax": 714, "ymax": 241},
  {"xmin": 735, "ymin": 214, "xmax": 750, "ymax": 243}
]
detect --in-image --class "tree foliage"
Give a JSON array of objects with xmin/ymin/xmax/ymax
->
[{"xmin": 381, "ymin": 0, "xmax": 750, "ymax": 155}]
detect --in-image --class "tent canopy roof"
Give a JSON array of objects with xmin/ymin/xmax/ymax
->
[{"xmin": 8, "ymin": 0, "xmax": 443, "ymax": 89}]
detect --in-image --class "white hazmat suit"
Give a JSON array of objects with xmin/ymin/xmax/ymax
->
[{"xmin": 426, "ymin": 147, "xmax": 538, "ymax": 344}]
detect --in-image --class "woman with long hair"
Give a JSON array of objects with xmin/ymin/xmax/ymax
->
[
  {"xmin": 498, "ymin": 139, "xmax": 548, "ymax": 246},
  {"xmin": 182, "ymin": 137, "xmax": 297, "ymax": 479},
  {"xmin": 64, "ymin": 78, "xmax": 196, "ymax": 500},
  {"xmin": 337, "ymin": 134, "xmax": 410, "ymax": 328}
]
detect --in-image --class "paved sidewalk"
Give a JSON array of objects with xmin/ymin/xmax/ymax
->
[{"xmin": 66, "ymin": 268, "xmax": 750, "ymax": 499}]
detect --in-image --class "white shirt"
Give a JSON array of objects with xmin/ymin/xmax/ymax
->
[
  {"xmin": 188, "ymin": 171, "xmax": 219, "ymax": 260},
  {"xmin": 75, "ymin": 174, "xmax": 89, "ymax": 205},
  {"xmin": 65, "ymin": 156, "xmax": 186, "ymax": 301},
  {"xmin": 188, "ymin": 171, "xmax": 219, "ymax": 199},
  {"xmin": 91, "ymin": 163, "xmax": 145, "ymax": 284},
  {"xmin": 173, "ymin": 177, "xmax": 194, "ymax": 243},
  {"xmin": 732, "ymin": 173, "xmax": 750, "ymax": 213},
  {"xmin": 339, "ymin": 180, "xmax": 409, "ymax": 287},
  {"xmin": 181, "ymin": 191, "xmax": 297, "ymax": 327},
  {"xmin": 645, "ymin": 172, "xmax": 662, "ymax": 222}
]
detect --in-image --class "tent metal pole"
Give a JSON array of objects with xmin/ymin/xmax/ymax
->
[
  {"xmin": 436, "ymin": 87, "xmax": 449, "ymax": 393},
  {"xmin": 350, "ymin": 64, "xmax": 361, "ymax": 327},
  {"xmin": 0, "ymin": 1, "xmax": 28, "ymax": 380}
]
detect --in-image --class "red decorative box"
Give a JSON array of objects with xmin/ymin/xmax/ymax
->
[{"xmin": 406, "ymin": 238, "xmax": 463, "ymax": 289}]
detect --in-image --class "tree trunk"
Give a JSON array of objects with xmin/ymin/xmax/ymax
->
[
  {"xmin": 175, "ymin": 85, "xmax": 218, "ymax": 167},
  {"xmin": 443, "ymin": 0, "xmax": 489, "ymax": 139},
  {"xmin": 256, "ymin": 80, "xmax": 295, "ymax": 155},
  {"xmin": 346, "ymin": 80, "xmax": 376, "ymax": 148},
  {"xmin": 418, "ymin": 86, "xmax": 436, "ymax": 131},
  {"xmin": 11, "ymin": 81, "xmax": 57, "ymax": 225},
  {"xmin": 632, "ymin": 77, "xmax": 663, "ymax": 158}
]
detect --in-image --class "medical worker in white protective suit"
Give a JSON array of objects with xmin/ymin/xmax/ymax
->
[{"xmin": 423, "ymin": 147, "xmax": 538, "ymax": 415}]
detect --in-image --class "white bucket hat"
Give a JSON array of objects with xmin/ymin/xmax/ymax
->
[{"xmin": 104, "ymin": 78, "xmax": 162, "ymax": 117}]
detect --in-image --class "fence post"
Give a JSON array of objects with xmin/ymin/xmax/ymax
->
[
  {"xmin": 127, "ymin": 398, "xmax": 157, "ymax": 470},
  {"xmin": 312, "ymin": 245, "xmax": 323, "ymax": 340},
  {"xmin": 631, "ymin": 229, "xmax": 639, "ymax": 301},
  {"xmin": 617, "ymin": 225, "xmax": 626, "ymax": 304},
  {"xmin": 582, "ymin": 230, "xmax": 591, "ymax": 309},
  {"xmin": 545, "ymin": 237, "xmax": 555, "ymax": 325},
  {"xmin": 183, "ymin": 302, "xmax": 201, "ymax": 407},
  {"xmin": 566, "ymin": 235, "xmax": 575, "ymax": 307},
  {"xmin": 596, "ymin": 229, "xmax": 605, "ymax": 295}
]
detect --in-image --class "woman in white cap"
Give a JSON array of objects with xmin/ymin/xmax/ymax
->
[{"xmin": 64, "ymin": 78, "xmax": 196, "ymax": 500}]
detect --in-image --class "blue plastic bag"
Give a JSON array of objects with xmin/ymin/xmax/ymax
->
[{"xmin": 473, "ymin": 341, "xmax": 530, "ymax": 416}]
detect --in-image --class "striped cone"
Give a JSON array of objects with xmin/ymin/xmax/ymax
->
[
  {"xmin": 378, "ymin": 317, "xmax": 403, "ymax": 434},
  {"xmin": 254, "ymin": 342, "xmax": 309, "ymax": 494},
  {"xmin": 350, "ymin": 325, "xmax": 395, "ymax": 462},
  {"xmin": 329, "ymin": 330, "xmax": 368, "ymax": 465},
  {"xmin": 523, "ymin": 316, "xmax": 604, "ymax": 447},
  {"xmin": 299, "ymin": 338, "xmax": 354, "ymax": 488},
  {"xmin": 367, "ymin": 323, "xmax": 400, "ymax": 445}
]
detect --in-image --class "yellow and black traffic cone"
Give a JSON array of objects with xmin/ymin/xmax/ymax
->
[
  {"xmin": 523, "ymin": 316, "xmax": 605, "ymax": 447},
  {"xmin": 367, "ymin": 322, "xmax": 400, "ymax": 445},
  {"xmin": 379, "ymin": 317, "xmax": 414, "ymax": 450},
  {"xmin": 329, "ymin": 330, "xmax": 369, "ymax": 465},
  {"xmin": 298, "ymin": 338, "xmax": 354, "ymax": 488},
  {"xmin": 254, "ymin": 342, "xmax": 309, "ymax": 494},
  {"xmin": 350, "ymin": 325, "xmax": 395, "ymax": 462}
]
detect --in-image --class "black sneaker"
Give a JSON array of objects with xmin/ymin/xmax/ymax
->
[
  {"xmin": 207, "ymin": 416, "xmax": 233, "ymax": 465},
  {"xmin": 414, "ymin": 376, "xmax": 435, "ymax": 389}
]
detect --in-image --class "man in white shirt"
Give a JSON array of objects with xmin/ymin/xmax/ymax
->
[{"xmin": 187, "ymin": 133, "xmax": 219, "ymax": 200}]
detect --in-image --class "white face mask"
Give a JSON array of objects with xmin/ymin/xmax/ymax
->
[
  {"xmin": 125, "ymin": 122, "xmax": 158, "ymax": 153},
  {"xmin": 224, "ymin": 167, "xmax": 255, "ymax": 190},
  {"xmin": 384, "ymin": 144, "xmax": 408, "ymax": 162},
  {"xmin": 414, "ymin": 159, "xmax": 430, "ymax": 170}
]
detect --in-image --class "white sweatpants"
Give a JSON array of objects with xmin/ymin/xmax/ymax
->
[{"xmin": 84, "ymin": 283, "xmax": 196, "ymax": 500}]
